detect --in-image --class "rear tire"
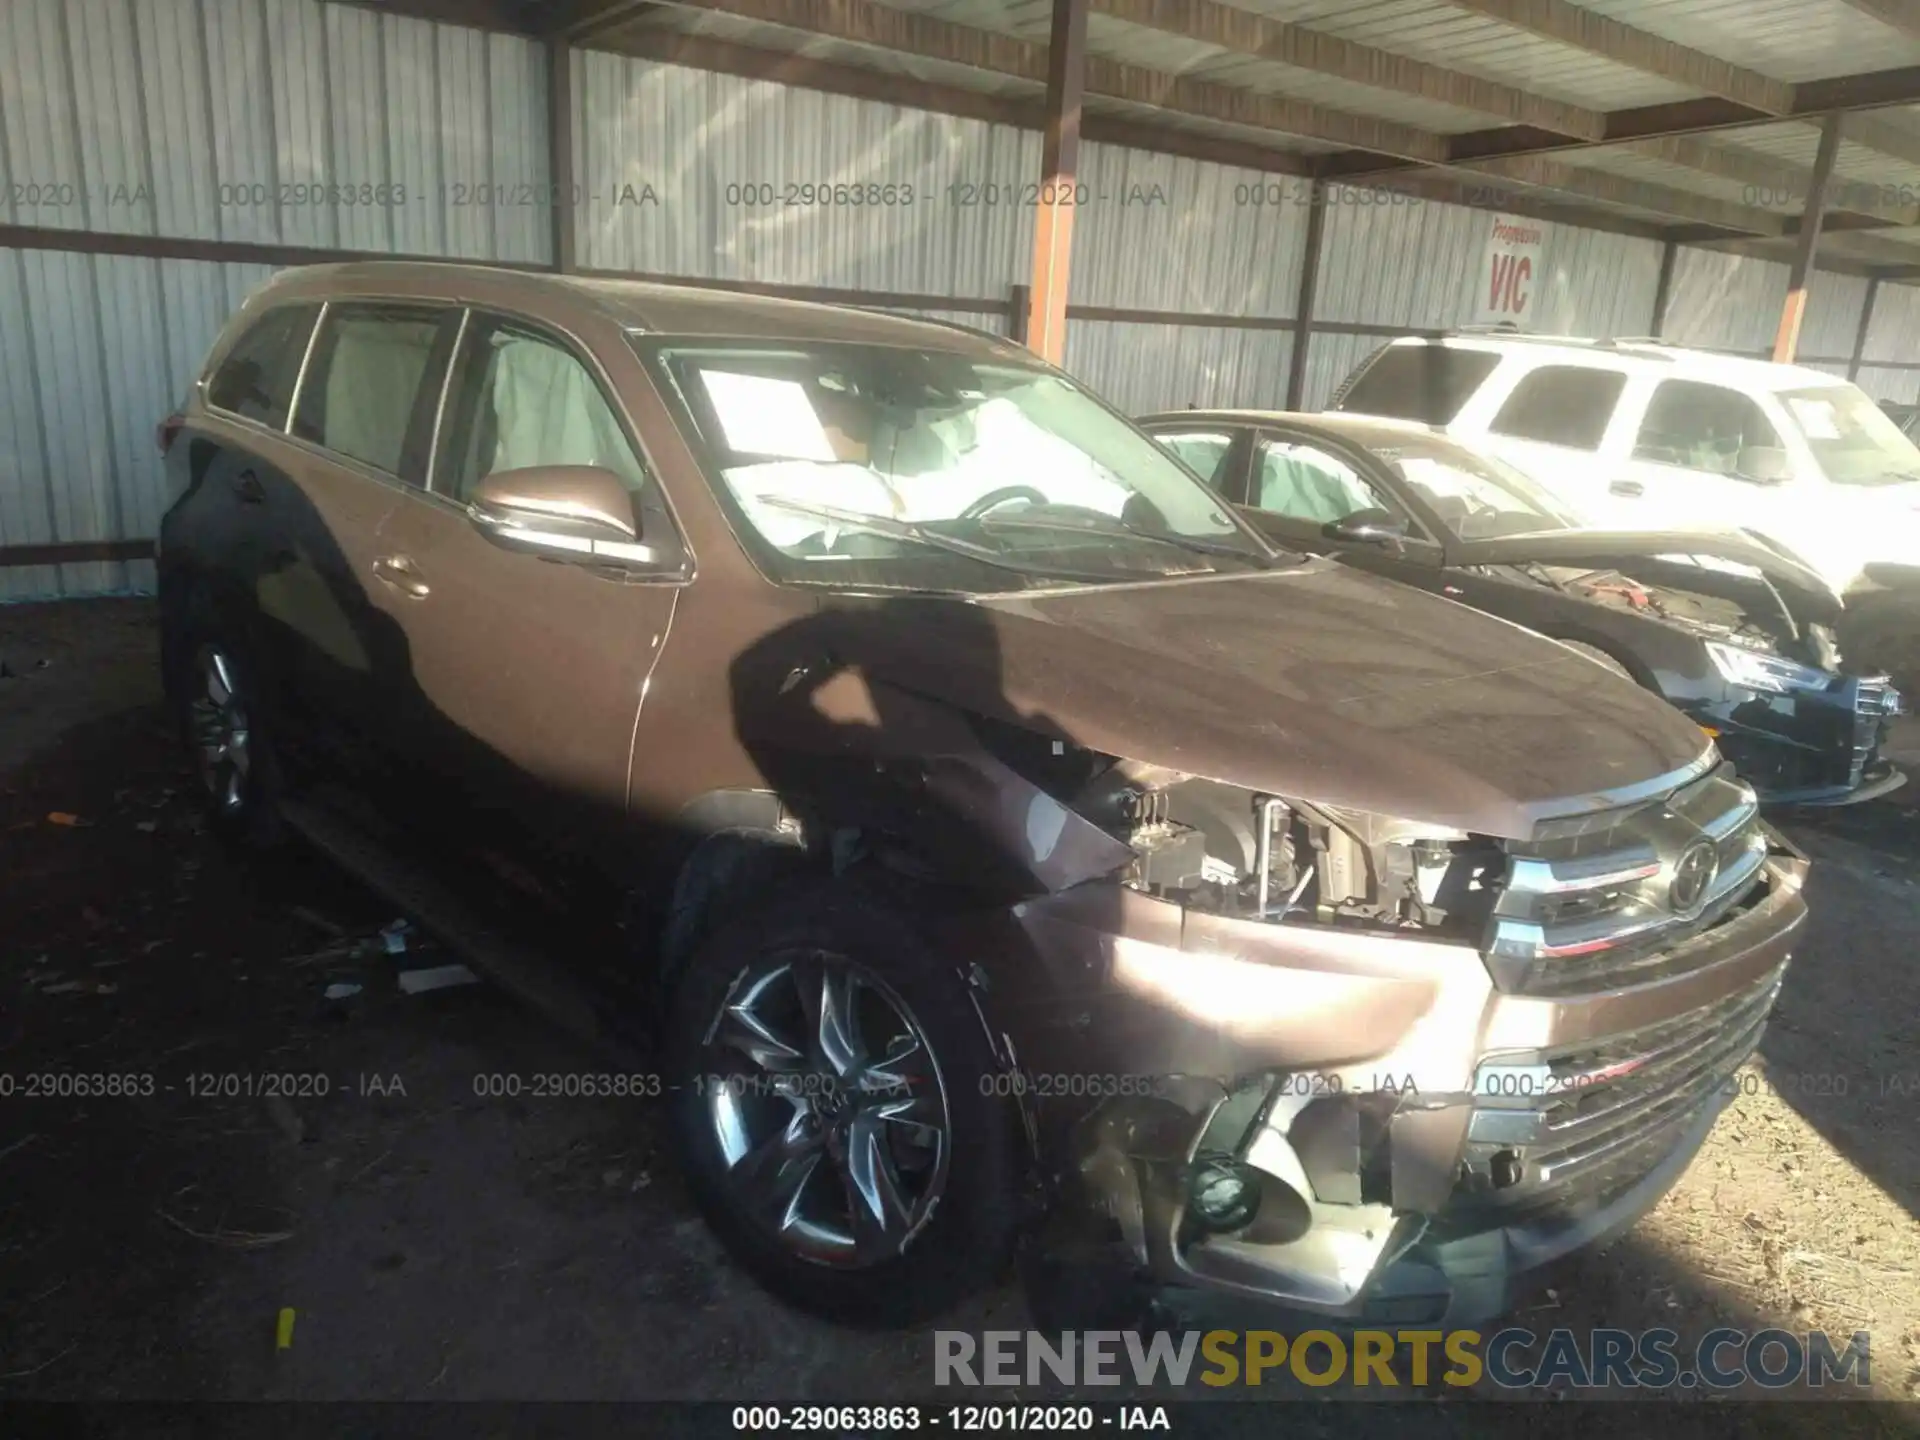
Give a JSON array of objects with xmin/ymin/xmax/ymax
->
[
  {"xmin": 665, "ymin": 877, "xmax": 1021, "ymax": 1326},
  {"xmin": 165, "ymin": 611, "xmax": 287, "ymax": 850}
]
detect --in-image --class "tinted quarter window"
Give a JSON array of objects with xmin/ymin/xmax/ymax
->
[
  {"xmin": 438, "ymin": 319, "xmax": 654, "ymax": 502},
  {"xmin": 1151, "ymin": 430, "xmax": 1235, "ymax": 489},
  {"xmin": 1252, "ymin": 438, "xmax": 1387, "ymax": 524},
  {"xmin": 204, "ymin": 304, "xmax": 318, "ymax": 429},
  {"xmin": 292, "ymin": 304, "xmax": 449, "ymax": 480},
  {"xmin": 1333, "ymin": 345, "xmax": 1501, "ymax": 425},
  {"xmin": 1633, "ymin": 380, "xmax": 1783, "ymax": 474},
  {"xmin": 1488, "ymin": 365, "xmax": 1626, "ymax": 449}
]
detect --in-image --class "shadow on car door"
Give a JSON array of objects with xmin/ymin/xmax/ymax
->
[{"xmin": 368, "ymin": 310, "xmax": 688, "ymax": 880}]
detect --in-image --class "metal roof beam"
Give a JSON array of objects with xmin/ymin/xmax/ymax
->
[
  {"xmin": 1624, "ymin": 133, "xmax": 1920, "ymax": 226},
  {"xmin": 1087, "ymin": 0, "xmax": 1604, "ymax": 138},
  {"xmin": 1451, "ymin": 154, "xmax": 1792, "ymax": 233},
  {"xmin": 1319, "ymin": 64, "xmax": 1920, "ymax": 179},
  {"xmin": 1440, "ymin": 0, "xmax": 1792, "ymax": 114},
  {"xmin": 654, "ymin": 0, "xmax": 1447, "ymax": 160},
  {"xmin": 1833, "ymin": 0, "xmax": 1920, "ymax": 42}
]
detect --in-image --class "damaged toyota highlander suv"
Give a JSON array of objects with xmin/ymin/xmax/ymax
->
[{"xmin": 157, "ymin": 263, "xmax": 1808, "ymax": 1330}]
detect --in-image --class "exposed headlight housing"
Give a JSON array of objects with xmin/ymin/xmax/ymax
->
[{"xmin": 1705, "ymin": 640, "xmax": 1834, "ymax": 696}]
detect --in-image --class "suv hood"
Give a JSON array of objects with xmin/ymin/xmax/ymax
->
[
  {"xmin": 810, "ymin": 562, "xmax": 1712, "ymax": 840},
  {"xmin": 1449, "ymin": 528, "xmax": 1844, "ymax": 627}
]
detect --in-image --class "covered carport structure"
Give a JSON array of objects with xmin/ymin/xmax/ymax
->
[{"xmin": 9, "ymin": 0, "xmax": 1920, "ymax": 592}]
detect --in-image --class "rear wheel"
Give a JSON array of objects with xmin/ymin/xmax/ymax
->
[
  {"xmin": 666, "ymin": 880, "xmax": 1021, "ymax": 1325},
  {"xmin": 168, "ymin": 618, "xmax": 286, "ymax": 848}
]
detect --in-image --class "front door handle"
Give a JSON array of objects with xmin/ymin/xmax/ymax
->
[
  {"xmin": 232, "ymin": 468, "xmax": 266, "ymax": 503},
  {"xmin": 372, "ymin": 554, "xmax": 430, "ymax": 599},
  {"xmin": 1609, "ymin": 479, "xmax": 1645, "ymax": 498}
]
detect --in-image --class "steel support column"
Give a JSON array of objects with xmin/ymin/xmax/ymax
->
[{"xmin": 1025, "ymin": 0, "xmax": 1088, "ymax": 364}]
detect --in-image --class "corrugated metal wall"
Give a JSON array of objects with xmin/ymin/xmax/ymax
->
[
  {"xmin": 9, "ymin": 0, "xmax": 1920, "ymax": 601},
  {"xmin": 1066, "ymin": 324, "xmax": 1295, "ymax": 415},
  {"xmin": 572, "ymin": 51, "xmax": 1036, "ymax": 299},
  {"xmin": 1066, "ymin": 145, "xmax": 1309, "ymax": 316},
  {"xmin": 1, "ymin": 0, "xmax": 548, "ymax": 257},
  {"xmin": 0, "ymin": 251, "xmax": 276, "ymax": 598},
  {"xmin": 0, "ymin": 0, "xmax": 547, "ymax": 599},
  {"xmin": 1661, "ymin": 249, "xmax": 1786, "ymax": 353},
  {"xmin": 1860, "ymin": 281, "xmax": 1920, "ymax": 403}
]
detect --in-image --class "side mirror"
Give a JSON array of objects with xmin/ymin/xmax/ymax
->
[
  {"xmin": 1323, "ymin": 508, "xmax": 1408, "ymax": 548},
  {"xmin": 1734, "ymin": 446, "xmax": 1791, "ymax": 484},
  {"xmin": 467, "ymin": 465, "xmax": 653, "ymax": 565}
]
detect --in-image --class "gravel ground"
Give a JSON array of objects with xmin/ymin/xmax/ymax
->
[{"xmin": 1, "ymin": 598, "xmax": 1916, "ymax": 1430}]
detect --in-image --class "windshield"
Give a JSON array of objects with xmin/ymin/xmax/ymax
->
[
  {"xmin": 1365, "ymin": 433, "xmax": 1574, "ymax": 540},
  {"xmin": 644, "ymin": 339, "xmax": 1278, "ymax": 591},
  {"xmin": 1778, "ymin": 385, "xmax": 1920, "ymax": 487}
]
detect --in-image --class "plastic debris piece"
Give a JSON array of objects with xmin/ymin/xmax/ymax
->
[
  {"xmin": 380, "ymin": 919, "xmax": 412, "ymax": 956},
  {"xmin": 276, "ymin": 1308, "xmax": 296, "ymax": 1350},
  {"xmin": 323, "ymin": 983, "xmax": 363, "ymax": 1001},
  {"xmin": 397, "ymin": 964, "xmax": 479, "ymax": 995},
  {"xmin": 46, "ymin": 812, "xmax": 83, "ymax": 827}
]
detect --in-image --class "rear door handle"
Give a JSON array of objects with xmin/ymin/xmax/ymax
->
[
  {"xmin": 1609, "ymin": 479, "xmax": 1645, "ymax": 498},
  {"xmin": 232, "ymin": 468, "xmax": 266, "ymax": 503},
  {"xmin": 372, "ymin": 554, "xmax": 430, "ymax": 599}
]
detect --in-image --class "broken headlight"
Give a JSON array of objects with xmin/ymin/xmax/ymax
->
[
  {"xmin": 1075, "ymin": 767, "xmax": 1503, "ymax": 940},
  {"xmin": 1706, "ymin": 640, "xmax": 1834, "ymax": 696}
]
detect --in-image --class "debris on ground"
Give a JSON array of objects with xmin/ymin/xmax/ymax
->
[
  {"xmin": 380, "ymin": 919, "xmax": 412, "ymax": 956},
  {"xmin": 45, "ymin": 812, "xmax": 84, "ymax": 827},
  {"xmin": 397, "ymin": 964, "xmax": 480, "ymax": 996},
  {"xmin": 322, "ymin": 982, "xmax": 363, "ymax": 1002}
]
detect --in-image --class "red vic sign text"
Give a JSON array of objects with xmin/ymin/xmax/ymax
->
[{"xmin": 1476, "ymin": 215, "xmax": 1543, "ymax": 323}]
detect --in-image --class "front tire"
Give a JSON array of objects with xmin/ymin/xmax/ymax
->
[{"xmin": 666, "ymin": 879, "xmax": 1021, "ymax": 1326}]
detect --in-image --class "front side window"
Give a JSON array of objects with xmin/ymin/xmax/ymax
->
[
  {"xmin": 1333, "ymin": 344, "xmax": 1502, "ymax": 425},
  {"xmin": 205, "ymin": 304, "xmax": 319, "ymax": 429},
  {"xmin": 1151, "ymin": 430, "xmax": 1236, "ymax": 490},
  {"xmin": 1488, "ymin": 365, "xmax": 1627, "ymax": 450},
  {"xmin": 1367, "ymin": 434, "xmax": 1571, "ymax": 541},
  {"xmin": 1251, "ymin": 439, "xmax": 1385, "ymax": 524},
  {"xmin": 440, "ymin": 320, "xmax": 652, "ymax": 501},
  {"xmin": 292, "ymin": 303, "xmax": 447, "ymax": 480},
  {"xmin": 644, "ymin": 340, "xmax": 1278, "ymax": 592},
  {"xmin": 1777, "ymin": 384, "xmax": 1920, "ymax": 487},
  {"xmin": 1632, "ymin": 380, "xmax": 1782, "ymax": 476}
]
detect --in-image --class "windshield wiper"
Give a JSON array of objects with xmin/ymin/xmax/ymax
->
[
  {"xmin": 976, "ymin": 511, "xmax": 1284, "ymax": 567},
  {"xmin": 751, "ymin": 496, "xmax": 1142, "ymax": 583}
]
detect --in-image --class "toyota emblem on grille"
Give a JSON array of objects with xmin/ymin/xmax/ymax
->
[{"xmin": 1670, "ymin": 839, "xmax": 1719, "ymax": 917}]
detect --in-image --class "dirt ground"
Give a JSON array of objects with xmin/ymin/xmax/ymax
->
[{"xmin": 2, "ymin": 598, "xmax": 1918, "ymax": 1428}]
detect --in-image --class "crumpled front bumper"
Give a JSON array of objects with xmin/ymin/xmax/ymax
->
[{"xmin": 1019, "ymin": 843, "xmax": 1809, "ymax": 1326}]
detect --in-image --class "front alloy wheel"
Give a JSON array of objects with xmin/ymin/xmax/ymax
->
[{"xmin": 701, "ymin": 951, "xmax": 951, "ymax": 1268}]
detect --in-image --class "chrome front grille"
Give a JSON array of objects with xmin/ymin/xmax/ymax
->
[
  {"xmin": 1446, "ymin": 966, "xmax": 1784, "ymax": 1225},
  {"xmin": 1852, "ymin": 676, "xmax": 1901, "ymax": 783},
  {"xmin": 1486, "ymin": 759, "xmax": 1770, "ymax": 995}
]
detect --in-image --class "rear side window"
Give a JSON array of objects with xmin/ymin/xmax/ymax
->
[
  {"xmin": 204, "ymin": 304, "xmax": 319, "ymax": 429},
  {"xmin": 1333, "ymin": 345, "xmax": 1501, "ymax": 425},
  {"xmin": 292, "ymin": 304, "xmax": 451, "ymax": 481},
  {"xmin": 1488, "ymin": 365, "xmax": 1627, "ymax": 450},
  {"xmin": 1633, "ymin": 380, "xmax": 1782, "ymax": 474}
]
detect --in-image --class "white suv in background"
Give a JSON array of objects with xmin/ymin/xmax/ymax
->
[{"xmin": 1328, "ymin": 333, "xmax": 1920, "ymax": 600}]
